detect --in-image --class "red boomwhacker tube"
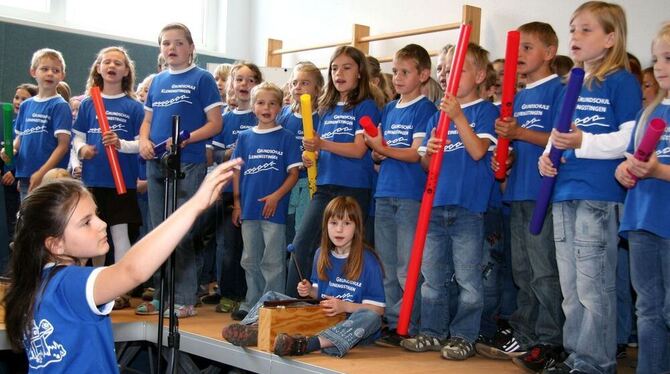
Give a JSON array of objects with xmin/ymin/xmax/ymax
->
[
  {"xmin": 494, "ymin": 31, "xmax": 520, "ymax": 181},
  {"xmin": 90, "ymin": 86, "xmax": 127, "ymax": 195},
  {"xmin": 629, "ymin": 118, "xmax": 667, "ymax": 183},
  {"xmin": 359, "ymin": 116, "xmax": 387, "ymax": 146},
  {"xmin": 396, "ymin": 24, "xmax": 472, "ymax": 336}
]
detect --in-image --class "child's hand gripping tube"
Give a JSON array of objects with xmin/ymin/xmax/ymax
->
[
  {"xmin": 628, "ymin": 118, "xmax": 667, "ymax": 184},
  {"xmin": 397, "ymin": 23, "xmax": 472, "ymax": 337},
  {"xmin": 153, "ymin": 130, "xmax": 191, "ymax": 157},
  {"xmin": 360, "ymin": 115, "xmax": 387, "ymax": 146},
  {"xmin": 528, "ymin": 68, "xmax": 585, "ymax": 235},
  {"xmin": 90, "ymin": 87, "xmax": 127, "ymax": 195},
  {"xmin": 2, "ymin": 103, "xmax": 13, "ymax": 165},
  {"xmin": 494, "ymin": 31, "xmax": 521, "ymax": 181},
  {"xmin": 300, "ymin": 94, "xmax": 317, "ymax": 198}
]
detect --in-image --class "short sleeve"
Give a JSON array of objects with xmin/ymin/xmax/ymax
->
[
  {"xmin": 361, "ymin": 252, "xmax": 385, "ymax": 307},
  {"xmin": 55, "ymin": 266, "xmax": 113, "ymax": 322},
  {"xmin": 53, "ymin": 101, "xmax": 73, "ymax": 136}
]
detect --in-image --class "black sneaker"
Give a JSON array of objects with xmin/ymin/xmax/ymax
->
[
  {"xmin": 231, "ymin": 309, "xmax": 248, "ymax": 321},
  {"xmin": 542, "ymin": 362, "xmax": 587, "ymax": 374},
  {"xmin": 512, "ymin": 344, "xmax": 566, "ymax": 373},
  {"xmin": 201, "ymin": 293, "xmax": 221, "ymax": 305},
  {"xmin": 374, "ymin": 328, "xmax": 404, "ymax": 348},
  {"xmin": 475, "ymin": 328, "xmax": 526, "ymax": 359}
]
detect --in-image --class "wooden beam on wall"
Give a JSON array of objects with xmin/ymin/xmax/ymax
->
[
  {"xmin": 352, "ymin": 24, "xmax": 370, "ymax": 54},
  {"xmin": 266, "ymin": 38, "xmax": 283, "ymax": 67},
  {"xmin": 462, "ymin": 5, "xmax": 481, "ymax": 45}
]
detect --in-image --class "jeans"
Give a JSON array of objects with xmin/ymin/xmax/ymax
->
[
  {"xmin": 499, "ymin": 207, "xmax": 517, "ymax": 320},
  {"xmin": 18, "ymin": 178, "xmax": 29, "ymax": 201},
  {"xmin": 240, "ymin": 220, "xmax": 286, "ymax": 311},
  {"xmin": 374, "ymin": 197, "xmax": 421, "ymax": 332},
  {"xmin": 286, "ymin": 177, "xmax": 310, "ymax": 244},
  {"xmin": 420, "ymin": 206, "xmax": 484, "ymax": 342},
  {"xmin": 196, "ymin": 204, "xmax": 217, "ymax": 286},
  {"xmin": 147, "ymin": 161, "xmax": 206, "ymax": 305},
  {"xmin": 286, "ymin": 184, "xmax": 370, "ymax": 297},
  {"xmin": 509, "ymin": 201, "xmax": 563, "ymax": 347},
  {"xmin": 628, "ymin": 230, "xmax": 670, "ymax": 374},
  {"xmin": 553, "ymin": 200, "xmax": 619, "ymax": 374},
  {"xmin": 241, "ymin": 291, "xmax": 382, "ymax": 358},
  {"xmin": 215, "ymin": 192, "xmax": 246, "ymax": 301},
  {"xmin": 616, "ymin": 244, "xmax": 633, "ymax": 346},
  {"xmin": 480, "ymin": 207, "xmax": 504, "ymax": 338}
]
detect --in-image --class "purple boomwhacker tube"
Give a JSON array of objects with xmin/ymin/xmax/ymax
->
[
  {"xmin": 153, "ymin": 130, "xmax": 190, "ymax": 157},
  {"xmin": 529, "ymin": 68, "xmax": 585, "ymax": 235}
]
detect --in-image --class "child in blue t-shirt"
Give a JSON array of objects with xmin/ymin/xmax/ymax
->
[
  {"xmin": 2, "ymin": 160, "xmax": 239, "ymax": 373},
  {"xmin": 277, "ymin": 61, "xmax": 323, "ymax": 243},
  {"xmin": 72, "ymin": 47, "xmax": 144, "ymax": 309},
  {"xmin": 286, "ymin": 46, "xmax": 381, "ymax": 298},
  {"xmin": 222, "ymin": 196, "xmax": 385, "ymax": 358},
  {"xmin": 478, "ymin": 23, "xmax": 566, "ymax": 365},
  {"xmin": 5, "ymin": 49, "xmax": 72, "ymax": 200},
  {"xmin": 364, "ymin": 44, "xmax": 436, "ymax": 345},
  {"xmin": 538, "ymin": 3, "xmax": 642, "ymax": 373},
  {"xmin": 231, "ymin": 82, "xmax": 301, "ymax": 318},
  {"xmin": 206, "ymin": 62, "xmax": 262, "ymax": 314},
  {"xmin": 401, "ymin": 43, "xmax": 498, "ymax": 361},
  {"xmin": 614, "ymin": 23, "xmax": 670, "ymax": 374},
  {"xmin": 136, "ymin": 23, "xmax": 223, "ymax": 318}
]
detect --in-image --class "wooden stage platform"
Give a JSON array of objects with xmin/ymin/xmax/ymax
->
[{"xmin": 1, "ymin": 298, "xmax": 638, "ymax": 373}]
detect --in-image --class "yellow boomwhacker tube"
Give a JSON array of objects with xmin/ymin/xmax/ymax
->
[{"xmin": 300, "ymin": 94, "xmax": 317, "ymax": 198}]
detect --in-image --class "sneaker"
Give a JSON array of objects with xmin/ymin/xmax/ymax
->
[
  {"xmin": 215, "ymin": 297, "xmax": 239, "ymax": 313},
  {"xmin": 273, "ymin": 333, "xmax": 308, "ymax": 356},
  {"xmin": 475, "ymin": 328, "xmax": 526, "ymax": 359},
  {"xmin": 163, "ymin": 304, "xmax": 197, "ymax": 318},
  {"xmin": 542, "ymin": 362, "xmax": 587, "ymax": 374},
  {"xmin": 222, "ymin": 323, "xmax": 259, "ymax": 347},
  {"xmin": 512, "ymin": 344, "xmax": 566, "ymax": 373},
  {"xmin": 374, "ymin": 328, "xmax": 404, "ymax": 348},
  {"xmin": 231, "ymin": 309, "xmax": 248, "ymax": 321},
  {"xmin": 616, "ymin": 344, "xmax": 627, "ymax": 359},
  {"xmin": 441, "ymin": 337, "xmax": 475, "ymax": 360},
  {"xmin": 400, "ymin": 334, "xmax": 444, "ymax": 352},
  {"xmin": 201, "ymin": 293, "xmax": 221, "ymax": 305},
  {"xmin": 475, "ymin": 334, "xmax": 494, "ymax": 345}
]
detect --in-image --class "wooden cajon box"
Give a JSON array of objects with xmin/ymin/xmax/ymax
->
[{"xmin": 257, "ymin": 305, "xmax": 345, "ymax": 352}]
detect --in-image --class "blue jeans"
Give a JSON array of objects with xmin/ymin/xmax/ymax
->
[
  {"xmin": 215, "ymin": 192, "xmax": 246, "ymax": 301},
  {"xmin": 480, "ymin": 207, "xmax": 504, "ymax": 338},
  {"xmin": 509, "ymin": 201, "xmax": 563, "ymax": 347},
  {"xmin": 628, "ymin": 230, "xmax": 670, "ymax": 374},
  {"xmin": 240, "ymin": 220, "xmax": 286, "ymax": 311},
  {"xmin": 147, "ymin": 161, "xmax": 206, "ymax": 305},
  {"xmin": 18, "ymin": 178, "xmax": 29, "ymax": 201},
  {"xmin": 499, "ymin": 207, "xmax": 517, "ymax": 320},
  {"xmin": 374, "ymin": 197, "xmax": 421, "ymax": 332},
  {"xmin": 286, "ymin": 185, "xmax": 370, "ymax": 297},
  {"xmin": 553, "ymin": 200, "xmax": 619, "ymax": 374},
  {"xmin": 616, "ymin": 244, "xmax": 633, "ymax": 346},
  {"xmin": 420, "ymin": 206, "xmax": 484, "ymax": 342},
  {"xmin": 241, "ymin": 291, "xmax": 382, "ymax": 358}
]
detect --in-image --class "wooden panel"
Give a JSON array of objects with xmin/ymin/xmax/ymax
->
[
  {"xmin": 257, "ymin": 306, "xmax": 345, "ymax": 352},
  {"xmin": 462, "ymin": 5, "xmax": 482, "ymax": 45},
  {"xmin": 352, "ymin": 24, "xmax": 370, "ymax": 54},
  {"xmin": 266, "ymin": 38, "xmax": 283, "ymax": 67}
]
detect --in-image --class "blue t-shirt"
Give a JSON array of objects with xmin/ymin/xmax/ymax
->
[
  {"xmin": 73, "ymin": 94, "xmax": 144, "ymax": 189},
  {"xmin": 232, "ymin": 126, "xmax": 302, "ymax": 224},
  {"xmin": 554, "ymin": 69, "xmax": 642, "ymax": 203},
  {"xmin": 212, "ymin": 109, "xmax": 257, "ymax": 192},
  {"xmin": 503, "ymin": 75, "xmax": 564, "ymax": 202},
  {"xmin": 375, "ymin": 96, "xmax": 435, "ymax": 201},
  {"xmin": 419, "ymin": 98, "xmax": 499, "ymax": 212},
  {"xmin": 145, "ymin": 65, "xmax": 223, "ymax": 164},
  {"xmin": 316, "ymin": 99, "xmax": 380, "ymax": 189},
  {"xmin": 620, "ymin": 99, "xmax": 670, "ymax": 238},
  {"xmin": 310, "ymin": 248, "xmax": 385, "ymax": 307},
  {"xmin": 26, "ymin": 265, "xmax": 116, "ymax": 373},
  {"xmin": 277, "ymin": 105, "xmax": 320, "ymax": 179},
  {"xmin": 15, "ymin": 95, "xmax": 72, "ymax": 178}
]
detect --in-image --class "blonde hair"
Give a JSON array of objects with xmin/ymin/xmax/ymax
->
[
  {"xmin": 42, "ymin": 168, "xmax": 72, "ymax": 185},
  {"xmin": 230, "ymin": 61, "xmax": 264, "ymax": 85},
  {"xmin": 31, "ymin": 48, "xmax": 66, "ymax": 72},
  {"xmin": 251, "ymin": 82, "xmax": 284, "ymax": 106},
  {"xmin": 634, "ymin": 22, "xmax": 670, "ymax": 150},
  {"xmin": 446, "ymin": 42, "xmax": 490, "ymax": 90},
  {"xmin": 85, "ymin": 46, "xmax": 137, "ymax": 98},
  {"xmin": 571, "ymin": 1, "xmax": 629, "ymax": 87},
  {"xmin": 214, "ymin": 63, "xmax": 232, "ymax": 82},
  {"xmin": 289, "ymin": 61, "xmax": 324, "ymax": 114}
]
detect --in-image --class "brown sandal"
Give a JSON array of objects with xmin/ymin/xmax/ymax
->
[{"xmin": 113, "ymin": 295, "xmax": 131, "ymax": 310}]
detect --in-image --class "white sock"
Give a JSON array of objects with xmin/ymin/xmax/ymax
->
[{"xmin": 111, "ymin": 223, "xmax": 131, "ymax": 263}]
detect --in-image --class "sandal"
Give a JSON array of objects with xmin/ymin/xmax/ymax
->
[
  {"xmin": 215, "ymin": 297, "xmax": 239, "ymax": 313},
  {"xmin": 400, "ymin": 334, "xmax": 445, "ymax": 352},
  {"xmin": 113, "ymin": 295, "xmax": 131, "ymax": 310},
  {"xmin": 222, "ymin": 323, "xmax": 259, "ymax": 347},
  {"xmin": 163, "ymin": 304, "xmax": 197, "ymax": 318},
  {"xmin": 141, "ymin": 287, "xmax": 155, "ymax": 301},
  {"xmin": 135, "ymin": 299, "xmax": 160, "ymax": 315}
]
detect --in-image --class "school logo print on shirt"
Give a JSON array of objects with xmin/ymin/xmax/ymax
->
[
  {"xmin": 153, "ymin": 84, "xmax": 195, "ymax": 107},
  {"xmin": 27, "ymin": 319, "xmax": 67, "ymax": 369},
  {"xmin": 244, "ymin": 148, "xmax": 283, "ymax": 175}
]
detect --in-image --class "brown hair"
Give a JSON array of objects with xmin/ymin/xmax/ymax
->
[
  {"xmin": 518, "ymin": 22, "xmax": 559, "ymax": 48},
  {"xmin": 85, "ymin": 46, "xmax": 137, "ymax": 98},
  {"xmin": 395, "ymin": 43, "xmax": 432, "ymax": 74},
  {"xmin": 289, "ymin": 61, "xmax": 324, "ymax": 114},
  {"xmin": 319, "ymin": 46, "xmax": 375, "ymax": 112},
  {"xmin": 158, "ymin": 23, "xmax": 196, "ymax": 65},
  {"xmin": 16, "ymin": 83, "xmax": 38, "ymax": 97}
]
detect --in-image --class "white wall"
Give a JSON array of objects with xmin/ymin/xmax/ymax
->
[{"xmin": 229, "ymin": 0, "xmax": 666, "ymax": 74}]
